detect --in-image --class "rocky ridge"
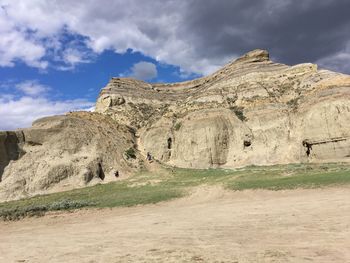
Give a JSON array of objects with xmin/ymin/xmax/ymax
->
[
  {"xmin": 1, "ymin": 49, "xmax": 350, "ymax": 201},
  {"xmin": 96, "ymin": 49, "xmax": 350, "ymax": 168},
  {"xmin": 0, "ymin": 112, "xmax": 139, "ymax": 201}
]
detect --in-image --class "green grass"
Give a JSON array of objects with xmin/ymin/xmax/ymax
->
[
  {"xmin": 227, "ymin": 168, "xmax": 350, "ymax": 190},
  {"xmin": 1, "ymin": 163, "xmax": 349, "ymax": 220},
  {"xmin": 230, "ymin": 105, "xmax": 247, "ymax": 121},
  {"xmin": 124, "ymin": 147, "xmax": 137, "ymax": 159},
  {"xmin": 174, "ymin": 122, "xmax": 182, "ymax": 131},
  {"xmin": 0, "ymin": 200, "xmax": 94, "ymax": 221},
  {"xmin": 0, "ymin": 181, "xmax": 182, "ymax": 221}
]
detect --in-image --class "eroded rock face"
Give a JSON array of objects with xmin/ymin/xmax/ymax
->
[
  {"xmin": 0, "ymin": 112, "xmax": 138, "ymax": 201},
  {"xmin": 96, "ymin": 49, "xmax": 350, "ymax": 168},
  {"xmin": 0, "ymin": 131, "xmax": 25, "ymax": 181},
  {"xmin": 1, "ymin": 49, "xmax": 349, "ymax": 201}
]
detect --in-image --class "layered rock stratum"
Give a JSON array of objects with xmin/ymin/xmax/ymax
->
[
  {"xmin": 96, "ymin": 49, "xmax": 350, "ymax": 168},
  {"xmin": 1, "ymin": 49, "xmax": 350, "ymax": 200}
]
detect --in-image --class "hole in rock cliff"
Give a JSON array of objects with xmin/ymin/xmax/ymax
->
[
  {"xmin": 302, "ymin": 140, "xmax": 312, "ymax": 157},
  {"xmin": 167, "ymin": 138, "xmax": 172, "ymax": 149},
  {"xmin": 243, "ymin": 140, "xmax": 252, "ymax": 147},
  {"xmin": 27, "ymin": 141, "xmax": 43, "ymax": 146},
  {"xmin": 97, "ymin": 163, "xmax": 105, "ymax": 180}
]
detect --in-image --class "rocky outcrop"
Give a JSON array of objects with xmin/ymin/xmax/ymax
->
[
  {"xmin": 0, "ymin": 131, "xmax": 25, "ymax": 181},
  {"xmin": 1, "ymin": 49, "xmax": 350, "ymax": 201},
  {"xmin": 96, "ymin": 49, "xmax": 350, "ymax": 168},
  {"xmin": 0, "ymin": 112, "xmax": 139, "ymax": 201}
]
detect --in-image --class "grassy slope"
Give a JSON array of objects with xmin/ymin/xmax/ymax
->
[{"xmin": 1, "ymin": 163, "xmax": 350, "ymax": 220}]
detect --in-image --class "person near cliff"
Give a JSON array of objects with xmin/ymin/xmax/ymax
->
[{"xmin": 146, "ymin": 152, "xmax": 152, "ymax": 162}]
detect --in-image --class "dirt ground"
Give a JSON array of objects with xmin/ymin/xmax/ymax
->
[{"xmin": 0, "ymin": 186, "xmax": 349, "ymax": 263}]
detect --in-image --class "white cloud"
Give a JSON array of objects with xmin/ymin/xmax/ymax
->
[
  {"xmin": 0, "ymin": 0, "xmax": 349, "ymax": 75},
  {"xmin": 128, "ymin": 61, "xmax": 157, "ymax": 80},
  {"xmin": 55, "ymin": 47, "xmax": 93, "ymax": 71},
  {"xmin": 0, "ymin": 9, "xmax": 47, "ymax": 68},
  {"xmin": 0, "ymin": 0, "xmax": 223, "ymax": 75},
  {"xmin": 0, "ymin": 2, "xmax": 94, "ymax": 70},
  {"xmin": 0, "ymin": 96, "xmax": 94, "ymax": 130},
  {"xmin": 0, "ymin": 80, "xmax": 93, "ymax": 130},
  {"xmin": 316, "ymin": 43, "xmax": 350, "ymax": 74},
  {"xmin": 16, "ymin": 80, "xmax": 50, "ymax": 96},
  {"xmin": 317, "ymin": 52, "xmax": 350, "ymax": 74}
]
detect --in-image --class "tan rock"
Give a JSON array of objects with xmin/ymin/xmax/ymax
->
[
  {"xmin": 0, "ymin": 112, "xmax": 138, "ymax": 201},
  {"xmin": 97, "ymin": 49, "xmax": 350, "ymax": 168},
  {"xmin": 1, "ymin": 49, "xmax": 350, "ymax": 201}
]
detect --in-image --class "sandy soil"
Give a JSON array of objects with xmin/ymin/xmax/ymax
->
[{"xmin": 0, "ymin": 186, "xmax": 350, "ymax": 263}]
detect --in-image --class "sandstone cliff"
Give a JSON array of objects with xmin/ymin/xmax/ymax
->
[
  {"xmin": 96, "ymin": 49, "xmax": 350, "ymax": 168},
  {"xmin": 0, "ymin": 112, "xmax": 139, "ymax": 201},
  {"xmin": 1, "ymin": 49, "xmax": 350, "ymax": 201}
]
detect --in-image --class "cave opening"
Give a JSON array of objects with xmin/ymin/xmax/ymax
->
[
  {"xmin": 97, "ymin": 163, "xmax": 105, "ymax": 180},
  {"xmin": 167, "ymin": 138, "xmax": 172, "ymax": 149},
  {"xmin": 302, "ymin": 140, "xmax": 312, "ymax": 157},
  {"xmin": 243, "ymin": 140, "xmax": 252, "ymax": 147}
]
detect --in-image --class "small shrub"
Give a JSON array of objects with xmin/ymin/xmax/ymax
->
[
  {"xmin": 0, "ymin": 200, "xmax": 94, "ymax": 221},
  {"xmin": 49, "ymin": 200, "xmax": 93, "ymax": 210},
  {"xmin": 0, "ymin": 205, "xmax": 47, "ymax": 221},
  {"xmin": 174, "ymin": 122, "xmax": 182, "ymax": 131},
  {"xmin": 230, "ymin": 106, "xmax": 247, "ymax": 121},
  {"xmin": 125, "ymin": 147, "xmax": 136, "ymax": 159},
  {"xmin": 287, "ymin": 98, "xmax": 299, "ymax": 108},
  {"xmin": 280, "ymin": 82, "xmax": 294, "ymax": 94},
  {"xmin": 226, "ymin": 95, "xmax": 237, "ymax": 105}
]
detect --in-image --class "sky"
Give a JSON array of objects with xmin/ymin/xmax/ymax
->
[{"xmin": 1, "ymin": 0, "xmax": 350, "ymax": 130}]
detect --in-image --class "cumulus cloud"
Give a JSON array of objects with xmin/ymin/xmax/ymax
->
[
  {"xmin": 316, "ymin": 42, "xmax": 350, "ymax": 73},
  {"xmin": 317, "ymin": 52, "xmax": 350, "ymax": 73},
  {"xmin": 0, "ymin": 6, "xmax": 47, "ymax": 68},
  {"xmin": 0, "ymin": 2, "xmax": 93, "ymax": 70},
  {"xmin": 0, "ymin": 80, "xmax": 93, "ymax": 130},
  {"xmin": 15, "ymin": 80, "xmax": 50, "ymax": 96},
  {"xmin": 0, "ymin": 0, "xmax": 350, "ymax": 74},
  {"xmin": 128, "ymin": 61, "xmax": 157, "ymax": 80}
]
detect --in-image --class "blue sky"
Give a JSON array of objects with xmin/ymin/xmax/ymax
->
[
  {"xmin": 1, "ymin": 0, "xmax": 350, "ymax": 130},
  {"xmin": 1, "ymin": 48, "xmax": 197, "ymax": 130},
  {"xmin": 0, "ymin": 48, "xmax": 195, "ymax": 103},
  {"xmin": 0, "ymin": 48, "xmax": 197, "ymax": 130}
]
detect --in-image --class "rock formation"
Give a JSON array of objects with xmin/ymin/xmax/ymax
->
[
  {"xmin": 1, "ymin": 49, "xmax": 350, "ymax": 201},
  {"xmin": 96, "ymin": 49, "xmax": 350, "ymax": 168},
  {"xmin": 0, "ymin": 112, "xmax": 139, "ymax": 201}
]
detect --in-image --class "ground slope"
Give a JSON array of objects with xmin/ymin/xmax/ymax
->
[{"xmin": 1, "ymin": 186, "xmax": 349, "ymax": 262}]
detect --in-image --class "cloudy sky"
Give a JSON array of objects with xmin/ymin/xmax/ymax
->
[{"xmin": 1, "ymin": 0, "xmax": 350, "ymax": 130}]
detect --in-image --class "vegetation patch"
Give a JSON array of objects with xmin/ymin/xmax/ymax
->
[
  {"xmin": 125, "ymin": 147, "xmax": 137, "ymax": 159},
  {"xmin": 226, "ymin": 95, "xmax": 237, "ymax": 105},
  {"xmin": 1, "ymin": 163, "xmax": 349, "ymax": 221},
  {"xmin": 0, "ymin": 200, "xmax": 94, "ymax": 221},
  {"xmin": 226, "ymin": 168, "xmax": 350, "ymax": 191},
  {"xmin": 286, "ymin": 97, "xmax": 301, "ymax": 109},
  {"xmin": 230, "ymin": 106, "xmax": 247, "ymax": 121},
  {"xmin": 174, "ymin": 122, "xmax": 182, "ymax": 131}
]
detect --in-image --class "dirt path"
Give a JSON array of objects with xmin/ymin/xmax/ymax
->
[
  {"xmin": 1, "ymin": 186, "xmax": 350, "ymax": 263},
  {"xmin": 135, "ymin": 130, "xmax": 164, "ymax": 173}
]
